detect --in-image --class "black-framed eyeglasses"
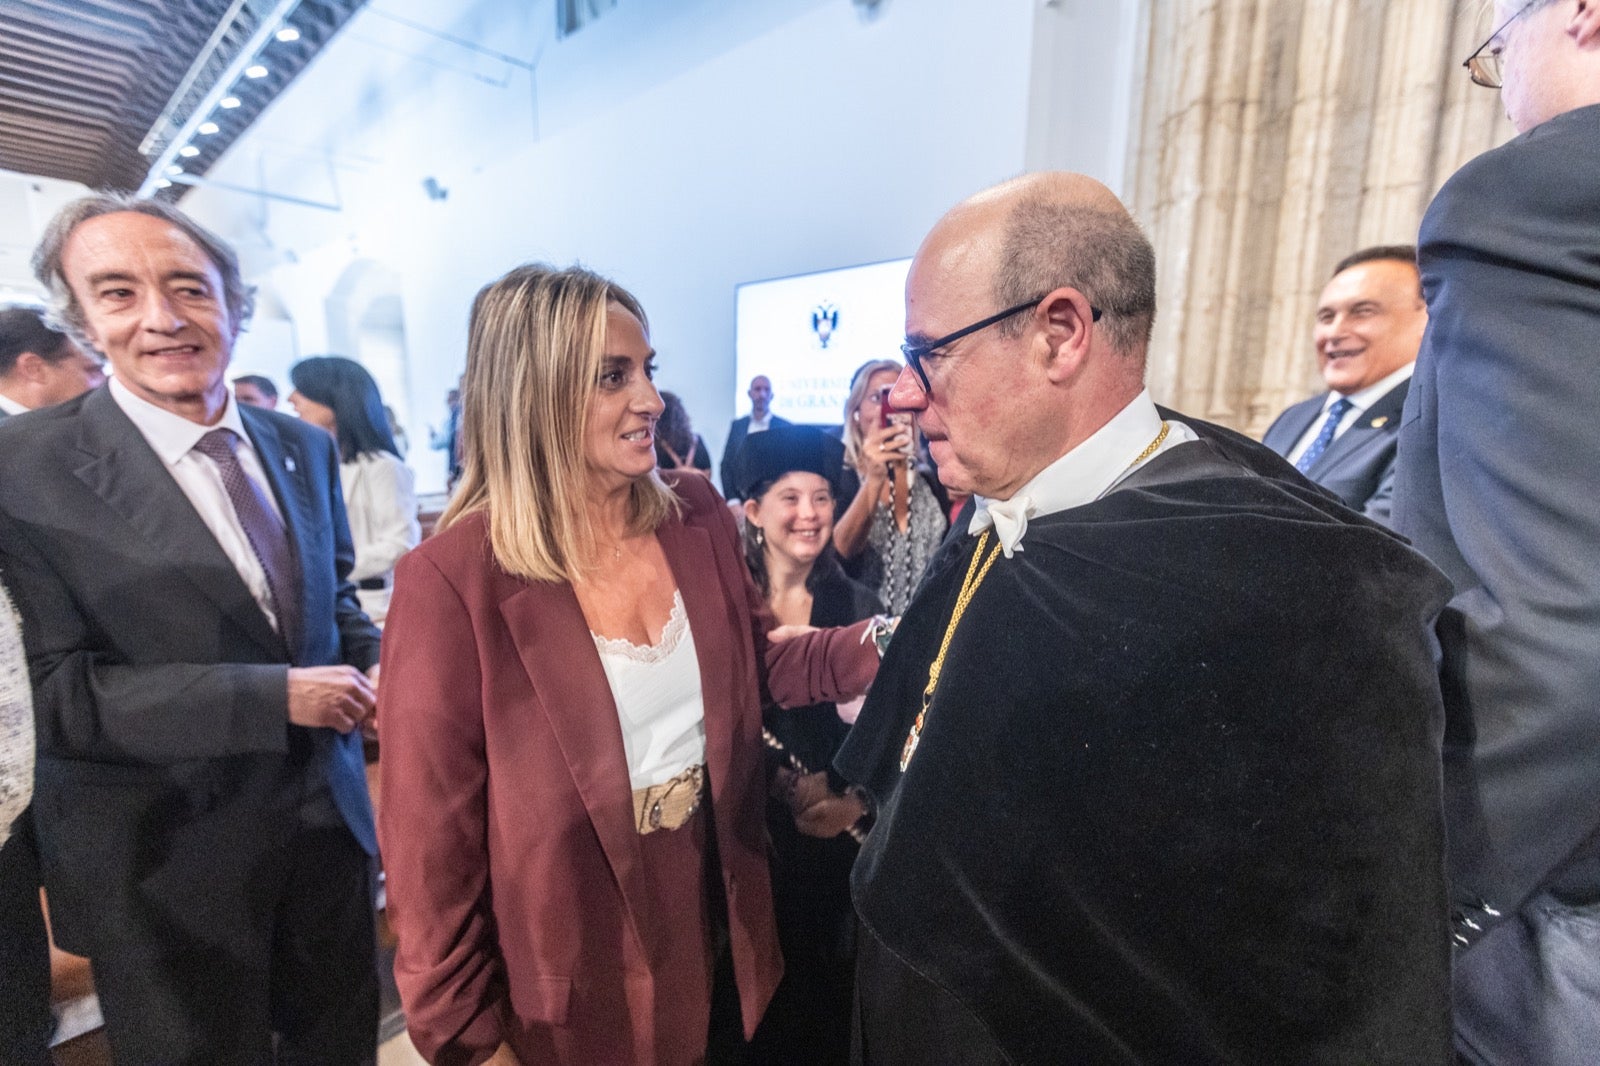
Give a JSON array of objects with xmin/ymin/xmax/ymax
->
[
  {"xmin": 899, "ymin": 295, "xmax": 1102, "ymax": 393},
  {"xmin": 1463, "ymin": 1, "xmax": 1538, "ymax": 88}
]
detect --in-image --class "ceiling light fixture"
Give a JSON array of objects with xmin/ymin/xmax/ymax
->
[
  {"xmin": 179, "ymin": 145, "xmax": 200, "ymax": 157},
  {"xmin": 166, "ymin": 165, "xmax": 184, "ymax": 176},
  {"xmin": 155, "ymin": 178, "xmax": 173, "ymax": 189},
  {"xmin": 197, "ymin": 121, "xmax": 220, "ymax": 135},
  {"xmin": 275, "ymin": 26, "xmax": 301, "ymax": 42},
  {"xmin": 244, "ymin": 64, "xmax": 268, "ymax": 78},
  {"xmin": 220, "ymin": 96, "xmax": 242, "ymax": 109}
]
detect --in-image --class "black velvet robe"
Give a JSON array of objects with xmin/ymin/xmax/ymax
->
[{"xmin": 835, "ymin": 417, "xmax": 1454, "ymax": 1065}]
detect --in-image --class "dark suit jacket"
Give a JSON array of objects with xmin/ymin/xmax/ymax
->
[
  {"xmin": 719, "ymin": 413, "xmax": 792, "ymax": 499},
  {"xmin": 377, "ymin": 472, "xmax": 876, "ymax": 1065},
  {"xmin": 1261, "ymin": 377, "xmax": 1409, "ymax": 524},
  {"xmin": 1394, "ymin": 103, "xmax": 1600, "ymax": 941},
  {"xmin": 0, "ymin": 386, "xmax": 381, "ymax": 956}
]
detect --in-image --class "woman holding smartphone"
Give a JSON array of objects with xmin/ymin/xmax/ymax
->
[{"xmin": 833, "ymin": 359, "xmax": 948, "ymax": 614}]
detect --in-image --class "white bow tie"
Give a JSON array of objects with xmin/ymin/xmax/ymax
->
[{"xmin": 970, "ymin": 494, "xmax": 1035, "ymax": 558}]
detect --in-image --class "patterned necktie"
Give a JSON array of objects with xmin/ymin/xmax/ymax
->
[
  {"xmin": 192, "ymin": 428, "xmax": 301, "ymax": 650},
  {"xmin": 1295, "ymin": 397, "xmax": 1354, "ymax": 474}
]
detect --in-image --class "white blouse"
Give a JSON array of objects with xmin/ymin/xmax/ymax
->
[
  {"xmin": 591, "ymin": 591, "xmax": 707, "ymax": 791},
  {"xmin": 340, "ymin": 450, "xmax": 421, "ymax": 625}
]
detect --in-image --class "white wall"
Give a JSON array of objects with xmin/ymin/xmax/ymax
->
[{"xmin": 181, "ymin": 0, "xmax": 1141, "ymax": 492}]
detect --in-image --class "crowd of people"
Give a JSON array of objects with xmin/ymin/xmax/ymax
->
[{"xmin": 1, "ymin": 4, "xmax": 1597, "ymax": 1064}]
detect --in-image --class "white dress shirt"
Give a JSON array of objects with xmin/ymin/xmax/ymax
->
[
  {"xmin": 969, "ymin": 389, "xmax": 1198, "ymax": 557},
  {"xmin": 748, "ymin": 413, "xmax": 772, "ymax": 433},
  {"xmin": 0, "ymin": 392, "xmax": 29, "ymax": 417},
  {"xmin": 1285, "ymin": 362, "xmax": 1414, "ymax": 467},
  {"xmin": 110, "ymin": 379, "xmax": 285, "ymax": 632}
]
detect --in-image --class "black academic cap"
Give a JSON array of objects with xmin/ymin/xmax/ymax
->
[{"xmin": 738, "ymin": 425, "xmax": 846, "ymax": 501}]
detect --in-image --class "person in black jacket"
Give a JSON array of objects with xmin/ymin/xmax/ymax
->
[{"xmin": 739, "ymin": 426, "xmax": 881, "ymax": 1066}]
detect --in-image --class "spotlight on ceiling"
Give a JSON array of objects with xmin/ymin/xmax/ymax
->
[
  {"xmin": 198, "ymin": 121, "xmax": 220, "ymax": 135},
  {"xmin": 220, "ymin": 96, "xmax": 241, "ymax": 109},
  {"xmin": 155, "ymin": 178, "xmax": 172, "ymax": 189},
  {"xmin": 179, "ymin": 145, "xmax": 200, "ymax": 158},
  {"xmin": 245, "ymin": 64, "xmax": 268, "ymax": 79},
  {"xmin": 166, "ymin": 165, "xmax": 184, "ymax": 176},
  {"xmin": 275, "ymin": 26, "xmax": 301, "ymax": 42}
]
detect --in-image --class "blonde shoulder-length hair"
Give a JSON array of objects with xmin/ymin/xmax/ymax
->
[
  {"xmin": 841, "ymin": 358, "xmax": 908, "ymax": 471},
  {"xmin": 437, "ymin": 263, "xmax": 679, "ymax": 583}
]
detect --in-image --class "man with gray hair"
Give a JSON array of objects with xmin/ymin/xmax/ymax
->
[
  {"xmin": 1394, "ymin": 3, "xmax": 1600, "ymax": 1062},
  {"xmin": 0, "ymin": 195, "xmax": 382, "ymax": 1064},
  {"xmin": 835, "ymin": 172, "xmax": 1455, "ymax": 1064}
]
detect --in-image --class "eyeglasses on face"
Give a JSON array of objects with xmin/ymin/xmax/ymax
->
[
  {"xmin": 1463, "ymin": 0, "xmax": 1542, "ymax": 88},
  {"xmin": 899, "ymin": 294, "xmax": 1102, "ymax": 393}
]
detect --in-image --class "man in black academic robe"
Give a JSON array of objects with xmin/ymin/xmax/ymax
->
[{"xmin": 836, "ymin": 172, "xmax": 1454, "ymax": 1065}]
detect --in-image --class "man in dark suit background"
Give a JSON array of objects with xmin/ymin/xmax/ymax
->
[
  {"xmin": 1261, "ymin": 245, "xmax": 1423, "ymax": 524},
  {"xmin": 1393, "ymin": 3, "xmax": 1600, "ymax": 1062},
  {"xmin": 0, "ymin": 303, "xmax": 108, "ymax": 1065},
  {"xmin": 719, "ymin": 373, "xmax": 791, "ymax": 500},
  {"xmin": 0, "ymin": 195, "xmax": 383, "ymax": 1065},
  {"xmin": 0, "ymin": 304, "xmax": 104, "ymax": 420}
]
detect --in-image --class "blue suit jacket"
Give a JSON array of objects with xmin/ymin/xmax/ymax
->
[
  {"xmin": 1261, "ymin": 378, "xmax": 1409, "ymax": 525},
  {"xmin": 0, "ymin": 386, "xmax": 380, "ymax": 955}
]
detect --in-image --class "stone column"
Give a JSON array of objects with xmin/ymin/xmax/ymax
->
[{"xmin": 1129, "ymin": 0, "xmax": 1511, "ymax": 436}]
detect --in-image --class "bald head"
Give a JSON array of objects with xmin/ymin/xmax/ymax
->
[{"xmin": 918, "ymin": 173, "xmax": 1156, "ymax": 357}]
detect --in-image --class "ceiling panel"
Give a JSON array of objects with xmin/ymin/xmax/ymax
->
[{"xmin": 0, "ymin": 0, "xmax": 366, "ymax": 197}]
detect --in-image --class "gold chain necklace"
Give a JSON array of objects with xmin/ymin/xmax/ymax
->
[{"xmin": 898, "ymin": 422, "xmax": 1170, "ymax": 772}]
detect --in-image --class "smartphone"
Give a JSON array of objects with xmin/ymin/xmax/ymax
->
[{"xmin": 877, "ymin": 385, "xmax": 901, "ymax": 429}]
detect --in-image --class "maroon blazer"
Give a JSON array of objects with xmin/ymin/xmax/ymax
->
[{"xmin": 377, "ymin": 473, "xmax": 876, "ymax": 1065}]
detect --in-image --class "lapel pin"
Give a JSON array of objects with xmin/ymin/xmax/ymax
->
[
  {"xmin": 1370, "ymin": 416, "xmax": 1389, "ymax": 428},
  {"xmin": 284, "ymin": 455, "xmax": 297, "ymax": 472}
]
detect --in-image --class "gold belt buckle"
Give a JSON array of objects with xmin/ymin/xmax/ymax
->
[{"xmin": 633, "ymin": 764, "xmax": 705, "ymax": 834}]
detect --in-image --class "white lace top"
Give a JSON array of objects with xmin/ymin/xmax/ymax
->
[
  {"xmin": 592, "ymin": 590, "xmax": 707, "ymax": 791},
  {"xmin": 1, "ymin": 578, "xmax": 33, "ymax": 847}
]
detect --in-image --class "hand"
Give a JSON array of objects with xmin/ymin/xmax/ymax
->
[
  {"xmin": 786, "ymin": 770, "xmax": 833, "ymax": 813},
  {"xmin": 794, "ymin": 789, "xmax": 868, "ymax": 839},
  {"xmin": 767, "ymin": 624, "xmax": 817, "ymax": 644},
  {"xmin": 287, "ymin": 666, "xmax": 376, "ymax": 734},
  {"xmin": 859, "ymin": 419, "xmax": 913, "ymax": 482}
]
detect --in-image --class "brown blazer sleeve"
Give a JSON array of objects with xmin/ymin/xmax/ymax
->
[
  {"xmin": 677, "ymin": 472, "xmax": 878, "ymax": 709},
  {"xmin": 377, "ymin": 548, "xmax": 505, "ymax": 1065}
]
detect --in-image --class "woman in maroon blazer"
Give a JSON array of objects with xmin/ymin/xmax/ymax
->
[{"xmin": 377, "ymin": 263, "xmax": 878, "ymax": 1066}]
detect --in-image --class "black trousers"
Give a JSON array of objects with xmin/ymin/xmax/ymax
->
[
  {"xmin": 86, "ymin": 822, "xmax": 379, "ymax": 1066},
  {"xmin": 0, "ymin": 812, "xmax": 52, "ymax": 1066}
]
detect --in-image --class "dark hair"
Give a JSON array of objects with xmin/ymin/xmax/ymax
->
[
  {"xmin": 739, "ymin": 474, "xmax": 841, "ymax": 599},
  {"xmin": 232, "ymin": 373, "xmax": 278, "ymax": 399},
  {"xmin": 0, "ymin": 305, "xmax": 73, "ymax": 376},
  {"xmin": 288, "ymin": 356, "xmax": 398, "ymax": 462},
  {"xmin": 657, "ymin": 391, "xmax": 695, "ymax": 458},
  {"xmin": 31, "ymin": 193, "xmax": 255, "ymax": 348},
  {"xmin": 1331, "ymin": 245, "xmax": 1421, "ymax": 296}
]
